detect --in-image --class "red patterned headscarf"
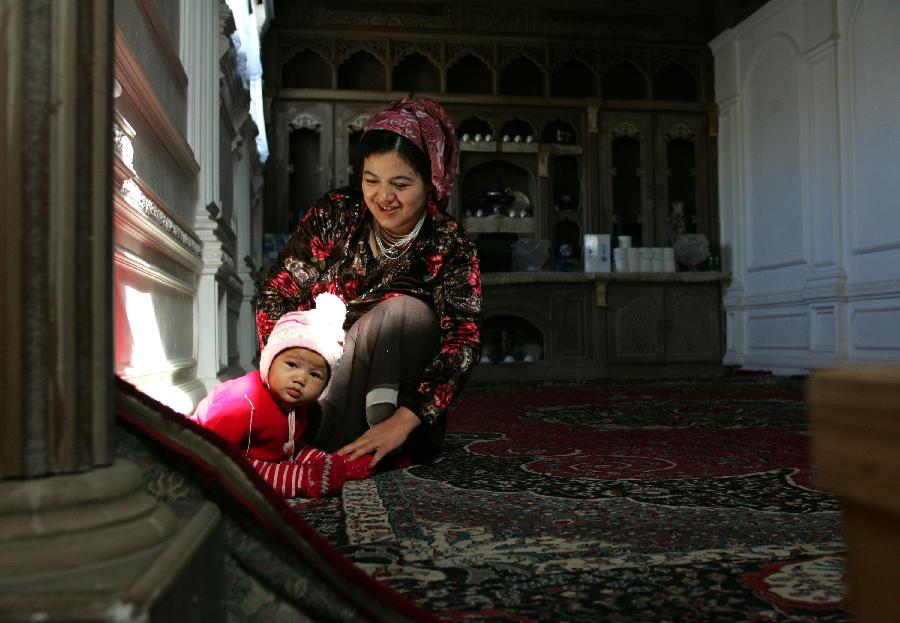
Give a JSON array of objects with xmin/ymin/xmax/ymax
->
[{"xmin": 362, "ymin": 97, "xmax": 459, "ymax": 205}]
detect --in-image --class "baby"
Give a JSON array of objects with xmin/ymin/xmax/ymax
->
[{"xmin": 191, "ymin": 293, "xmax": 372, "ymax": 497}]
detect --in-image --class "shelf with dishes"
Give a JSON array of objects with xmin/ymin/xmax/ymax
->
[
  {"xmin": 459, "ymin": 140, "xmax": 579, "ymax": 155},
  {"xmin": 463, "ymin": 216, "xmax": 536, "ymax": 234},
  {"xmin": 451, "ymin": 113, "xmax": 585, "ymax": 272},
  {"xmin": 459, "ymin": 141, "xmax": 542, "ymax": 153}
]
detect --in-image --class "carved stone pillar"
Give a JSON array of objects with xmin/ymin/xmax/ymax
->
[
  {"xmin": 237, "ymin": 119, "xmax": 263, "ymax": 371},
  {"xmin": 182, "ymin": 0, "xmax": 228, "ymax": 389},
  {"xmin": 1, "ymin": 0, "xmax": 112, "ymax": 478},
  {"xmin": 0, "ymin": 2, "xmax": 223, "ymax": 617},
  {"xmin": 181, "ymin": 0, "xmax": 249, "ymax": 390}
]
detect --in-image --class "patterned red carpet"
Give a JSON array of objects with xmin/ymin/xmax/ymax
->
[{"xmin": 294, "ymin": 376, "xmax": 848, "ymax": 622}]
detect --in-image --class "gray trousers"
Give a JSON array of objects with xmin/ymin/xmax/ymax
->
[{"xmin": 308, "ymin": 295, "xmax": 442, "ymax": 459}]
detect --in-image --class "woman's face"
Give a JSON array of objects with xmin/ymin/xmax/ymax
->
[{"xmin": 362, "ymin": 151, "xmax": 428, "ymax": 237}]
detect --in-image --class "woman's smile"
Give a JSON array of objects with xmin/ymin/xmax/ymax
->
[{"xmin": 362, "ymin": 151, "xmax": 428, "ymax": 237}]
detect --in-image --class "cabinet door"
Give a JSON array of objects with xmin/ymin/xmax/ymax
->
[
  {"xmin": 270, "ymin": 101, "xmax": 333, "ymax": 232},
  {"xmin": 607, "ymin": 284, "xmax": 665, "ymax": 363},
  {"xmin": 665, "ymin": 284, "xmax": 721, "ymax": 363},
  {"xmin": 551, "ymin": 286, "xmax": 593, "ymax": 363},
  {"xmin": 653, "ymin": 113, "xmax": 709, "ymax": 246},
  {"xmin": 600, "ymin": 112, "xmax": 654, "ymax": 246}
]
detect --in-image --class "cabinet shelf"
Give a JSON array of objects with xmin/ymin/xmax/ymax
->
[
  {"xmin": 543, "ymin": 143, "xmax": 583, "ymax": 155},
  {"xmin": 463, "ymin": 216, "xmax": 535, "ymax": 234},
  {"xmin": 498, "ymin": 142, "xmax": 539, "ymax": 153},
  {"xmin": 459, "ymin": 141, "xmax": 498, "ymax": 152}
]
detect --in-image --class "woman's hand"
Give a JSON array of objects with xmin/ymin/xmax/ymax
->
[{"xmin": 336, "ymin": 406, "xmax": 421, "ymax": 469}]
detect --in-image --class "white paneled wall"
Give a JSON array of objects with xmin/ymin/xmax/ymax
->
[
  {"xmin": 711, "ymin": 0, "xmax": 900, "ymax": 373},
  {"xmin": 114, "ymin": 0, "xmax": 264, "ymax": 412}
]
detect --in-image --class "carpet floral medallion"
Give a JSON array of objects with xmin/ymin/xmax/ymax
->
[{"xmin": 295, "ymin": 377, "xmax": 849, "ymax": 622}]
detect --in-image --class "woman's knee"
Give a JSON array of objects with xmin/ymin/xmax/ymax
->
[
  {"xmin": 350, "ymin": 295, "xmax": 438, "ymax": 343},
  {"xmin": 381, "ymin": 295, "xmax": 438, "ymax": 333}
]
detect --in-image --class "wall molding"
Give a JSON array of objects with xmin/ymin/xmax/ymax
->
[
  {"xmin": 117, "ymin": 356, "xmax": 197, "ymax": 380},
  {"xmin": 113, "ymin": 246, "xmax": 196, "ymax": 295},
  {"xmin": 849, "ymin": 302, "xmax": 900, "ymax": 350},
  {"xmin": 847, "ymin": 279, "xmax": 900, "ymax": 300},
  {"xmin": 137, "ymin": 0, "xmax": 188, "ymax": 89},
  {"xmin": 741, "ymin": 33, "xmax": 808, "ymax": 277},
  {"xmin": 746, "ymin": 311, "xmax": 809, "ymax": 350},
  {"xmin": 844, "ymin": 0, "xmax": 900, "ymax": 256},
  {"xmin": 745, "ymin": 255, "xmax": 807, "ymax": 273},
  {"xmin": 114, "ymin": 169, "xmax": 203, "ymax": 260},
  {"xmin": 809, "ymin": 303, "xmax": 837, "ymax": 353},
  {"xmin": 115, "ymin": 28, "xmax": 200, "ymax": 179}
]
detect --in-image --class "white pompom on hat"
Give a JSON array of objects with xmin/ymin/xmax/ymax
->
[{"xmin": 259, "ymin": 293, "xmax": 347, "ymax": 401}]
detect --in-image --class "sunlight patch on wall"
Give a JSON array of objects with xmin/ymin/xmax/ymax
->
[{"xmin": 122, "ymin": 285, "xmax": 194, "ymax": 414}]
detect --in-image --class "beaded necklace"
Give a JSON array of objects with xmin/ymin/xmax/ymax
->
[{"xmin": 373, "ymin": 211, "xmax": 426, "ymax": 260}]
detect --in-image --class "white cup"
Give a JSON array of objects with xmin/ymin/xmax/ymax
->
[
  {"xmin": 627, "ymin": 247, "xmax": 640, "ymax": 269},
  {"xmin": 618, "ymin": 235, "xmax": 632, "ymax": 249},
  {"xmin": 639, "ymin": 248, "xmax": 652, "ymax": 272}
]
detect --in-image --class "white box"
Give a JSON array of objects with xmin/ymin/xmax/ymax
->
[
  {"xmin": 584, "ymin": 234, "xmax": 611, "ymax": 272},
  {"xmin": 613, "ymin": 247, "xmax": 628, "ymax": 272}
]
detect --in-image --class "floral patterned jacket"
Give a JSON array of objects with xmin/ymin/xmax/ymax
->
[{"xmin": 256, "ymin": 188, "xmax": 482, "ymax": 427}]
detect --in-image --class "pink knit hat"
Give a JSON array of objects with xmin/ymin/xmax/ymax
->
[{"xmin": 259, "ymin": 293, "xmax": 347, "ymax": 401}]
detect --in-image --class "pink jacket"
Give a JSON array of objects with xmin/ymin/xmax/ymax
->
[{"xmin": 191, "ymin": 371, "xmax": 306, "ymax": 462}]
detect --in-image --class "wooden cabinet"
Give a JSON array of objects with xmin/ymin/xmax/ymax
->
[
  {"xmin": 443, "ymin": 105, "xmax": 586, "ymax": 272},
  {"xmin": 474, "ymin": 275, "xmax": 603, "ymax": 382},
  {"xmin": 265, "ymin": 32, "xmax": 719, "ymax": 262},
  {"xmin": 261, "ymin": 10, "xmax": 725, "ymax": 382},
  {"xmin": 606, "ymin": 280, "xmax": 723, "ymax": 377},
  {"xmin": 266, "ymin": 101, "xmax": 334, "ymax": 233},
  {"xmin": 471, "ymin": 273, "xmax": 725, "ymax": 383},
  {"xmin": 598, "ymin": 111, "xmax": 712, "ymax": 249}
]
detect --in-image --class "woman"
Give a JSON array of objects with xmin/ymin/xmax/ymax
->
[{"xmin": 256, "ymin": 96, "xmax": 482, "ymax": 470}]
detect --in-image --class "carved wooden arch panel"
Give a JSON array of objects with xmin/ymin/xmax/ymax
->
[
  {"xmin": 458, "ymin": 115, "xmax": 496, "ymax": 137},
  {"xmin": 446, "ymin": 43, "xmax": 495, "ymax": 70},
  {"xmin": 483, "ymin": 306, "xmax": 551, "ymax": 339},
  {"xmin": 346, "ymin": 114, "xmax": 371, "ymax": 133},
  {"xmin": 280, "ymin": 36, "xmax": 334, "ymax": 66},
  {"xmin": 650, "ymin": 56, "xmax": 700, "ymax": 101},
  {"xmin": 614, "ymin": 294, "xmax": 661, "ymax": 359},
  {"xmin": 610, "ymin": 121, "xmax": 642, "ymax": 139},
  {"xmin": 389, "ymin": 40, "xmax": 442, "ymax": 68},
  {"xmin": 500, "ymin": 117, "xmax": 538, "ymax": 140},
  {"xmin": 498, "ymin": 44, "xmax": 547, "ymax": 72},
  {"xmin": 664, "ymin": 123, "xmax": 696, "ymax": 142},
  {"xmin": 334, "ymin": 38, "xmax": 389, "ymax": 65},
  {"xmin": 602, "ymin": 48, "xmax": 651, "ymax": 76},
  {"xmin": 549, "ymin": 46, "xmax": 600, "ymax": 77},
  {"xmin": 281, "ymin": 47, "xmax": 335, "ymax": 90},
  {"xmin": 650, "ymin": 50, "xmax": 700, "ymax": 78},
  {"xmin": 481, "ymin": 302, "xmax": 551, "ymax": 363},
  {"xmin": 287, "ymin": 112, "xmax": 323, "ymax": 133}
]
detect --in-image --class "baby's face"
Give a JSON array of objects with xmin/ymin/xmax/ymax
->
[{"xmin": 268, "ymin": 347, "xmax": 329, "ymax": 406}]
